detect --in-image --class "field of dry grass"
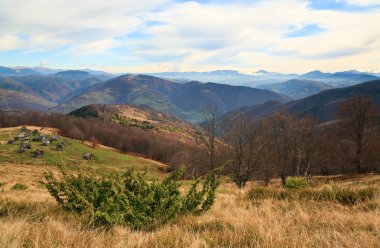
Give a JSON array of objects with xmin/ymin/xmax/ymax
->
[{"xmin": 0, "ymin": 173, "xmax": 379, "ymax": 248}]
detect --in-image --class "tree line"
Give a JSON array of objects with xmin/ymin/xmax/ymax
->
[
  {"xmin": 0, "ymin": 111, "xmax": 198, "ymax": 166},
  {"xmin": 197, "ymin": 95, "xmax": 380, "ymax": 188},
  {"xmin": 0, "ymin": 95, "xmax": 379, "ymax": 187}
]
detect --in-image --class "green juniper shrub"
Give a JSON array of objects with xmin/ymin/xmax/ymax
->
[
  {"xmin": 285, "ymin": 177, "xmax": 309, "ymax": 189},
  {"xmin": 44, "ymin": 169, "xmax": 219, "ymax": 230},
  {"xmin": 11, "ymin": 183, "xmax": 28, "ymax": 191}
]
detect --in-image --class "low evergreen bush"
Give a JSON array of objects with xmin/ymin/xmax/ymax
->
[
  {"xmin": 285, "ymin": 177, "xmax": 309, "ymax": 189},
  {"xmin": 11, "ymin": 183, "xmax": 28, "ymax": 191},
  {"xmin": 44, "ymin": 169, "xmax": 219, "ymax": 230}
]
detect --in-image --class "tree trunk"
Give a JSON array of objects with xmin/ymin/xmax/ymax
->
[{"xmin": 281, "ymin": 174, "xmax": 286, "ymax": 186}]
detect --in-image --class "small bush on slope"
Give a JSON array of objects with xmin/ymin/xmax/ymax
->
[
  {"xmin": 11, "ymin": 183, "xmax": 28, "ymax": 191},
  {"xmin": 285, "ymin": 177, "xmax": 309, "ymax": 189},
  {"xmin": 44, "ymin": 169, "xmax": 219, "ymax": 230}
]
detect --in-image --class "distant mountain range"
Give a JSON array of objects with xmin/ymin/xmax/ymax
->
[
  {"xmin": 0, "ymin": 70, "xmax": 111, "ymax": 111},
  {"xmin": 53, "ymin": 74, "xmax": 287, "ymax": 122},
  {"xmin": 256, "ymin": 79, "xmax": 334, "ymax": 99},
  {"xmin": 149, "ymin": 69, "xmax": 378, "ymax": 88},
  {"xmin": 221, "ymin": 79, "xmax": 380, "ymax": 123},
  {"xmin": 1, "ymin": 65, "xmax": 379, "ymax": 123}
]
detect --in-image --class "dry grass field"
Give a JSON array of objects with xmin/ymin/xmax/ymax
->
[
  {"xmin": 1, "ymin": 171, "xmax": 379, "ymax": 247},
  {"xmin": 0, "ymin": 126, "xmax": 379, "ymax": 247}
]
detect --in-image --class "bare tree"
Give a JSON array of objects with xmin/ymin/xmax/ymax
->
[
  {"xmin": 338, "ymin": 95, "xmax": 376, "ymax": 172},
  {"xmin": 222, "ymin": 112, "xmax": 264, "ymax": 188},
  {"xmin": 294, "ymin": 117, "xmax": 322, "ymax": 177},
  {"xmin": 265, "ymin": 113, "xmax": 298, "ymax": 185},
  {"xmin": 198, "ymin": 106, "xmax": 224, "ymax": 171}
]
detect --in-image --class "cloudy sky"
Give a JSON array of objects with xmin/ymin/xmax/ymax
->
[{"xmin": 1, "ymin": 0, "xmax": 380, "ymax": 73}]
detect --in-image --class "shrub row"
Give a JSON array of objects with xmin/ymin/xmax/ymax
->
[{"xmin": 246, "ymin": 185, "xmax": 377, "ymax": 205}]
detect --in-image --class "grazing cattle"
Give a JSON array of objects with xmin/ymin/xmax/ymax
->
[
  {"xmin": 8, "ymin": 139, "xmax": 15, "ymax": 144},
  {"xmin": 50, "ymin": 135, "xmax": 59, "ymax": 142}
]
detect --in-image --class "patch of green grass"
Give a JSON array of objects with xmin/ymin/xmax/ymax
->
[{"xmin": 11, "ymin": 183, "xmax": 28, "ymax": 191}]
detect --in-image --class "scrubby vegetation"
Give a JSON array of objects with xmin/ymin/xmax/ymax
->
[
  {"xmin": 285, "ymin": 176, "xmax": 309, "ymax": 189},
  {"xmin": 44, "ymin": 169, "xmax": 219, "ymax": 230},
  {"xmin": 0, "ymin": 174, "xmax": 379, "ymax": 247},
  {"xmin": 11, "ymin": 183, "xmax": 28, "ymax": 191},
  {"xmin": 247, "ymin": 183, "xmax": 377, "ymax": 205}
]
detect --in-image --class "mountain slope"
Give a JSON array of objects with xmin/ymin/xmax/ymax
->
[
  {"xmin": 0, "ymin": 71, "xmax": 108, "ymax": 105},
  {"xmin": 257, "ymin": 79, "xmax": 333, "ymax": 99},
  {"xmin": 223, "ymin": 79, "xmax": 380, "ymax": 122},
  {"xmin": 0, "ymin": 89, "xmax": 55, "ymax": 111},
  {"xmin": 282, "ymin": 79, "xmax": 380, "ymax": 121},
  {"xmin": 70, "ymin": 104, "xmax": 201, "ymax": 141},
  {"xmin": 170, "ymin": 81, "xmax": 287, "ymax": 113},
  {"xmin": 53, "ymin": 74, "xmax": 288, "ymax": 122}
]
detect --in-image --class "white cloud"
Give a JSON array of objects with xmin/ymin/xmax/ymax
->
[
  {"xmin": 0, "ymin": 34, "xmax": 22, "ymax": 51},
  {"xmin": 0, "ymin": 0, "xmax": 380, "ymax": 73},
  {"xmin": 0, "ymin": 0, "xmax": 166, "ymax": 53}
]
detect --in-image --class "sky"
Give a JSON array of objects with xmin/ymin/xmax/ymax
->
[{"xmin": 0, "ymin": 0, "xmax": 380, "ymax": 74}]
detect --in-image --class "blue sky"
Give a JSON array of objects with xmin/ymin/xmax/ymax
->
[{"xmin": 0, "ymin": 0, "xmax": 380, "ymax": 73}]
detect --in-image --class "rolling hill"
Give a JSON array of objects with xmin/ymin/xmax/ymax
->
[
  {"xmin": 70, "ymin": 104, "xmax": 202, "ymax": 141},
  {"xmin": 53, "ymin": 74, "xmax": 288, "ymax": 122},
  {"xmin": 0, "ymin": 126, "xmax": 167, "ymax": 178}
]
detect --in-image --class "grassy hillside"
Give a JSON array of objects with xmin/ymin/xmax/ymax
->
[
  {"xmin": 70, "ymin": 104, "xmax": 202, "ymax": 142},
  {"xmin": 0, "ymin": 126, "xmax": 166, "ymax": 177}
]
